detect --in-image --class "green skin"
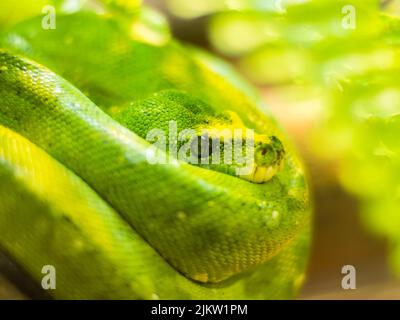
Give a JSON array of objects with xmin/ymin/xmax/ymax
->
[{"xmin": 0, "ymin": 12, "xmax": 311, "ymax": 299}]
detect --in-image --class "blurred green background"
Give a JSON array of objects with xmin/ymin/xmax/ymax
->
[{"xmin": 2, "ymin": 0, "xmax": 400, "ymax": 299}]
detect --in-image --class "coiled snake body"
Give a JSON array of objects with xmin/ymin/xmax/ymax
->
[{"xmin": 0, "ymin": 12, "xmax": 311, "ymax": 299}]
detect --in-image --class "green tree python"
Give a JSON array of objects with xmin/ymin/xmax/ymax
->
[{"xmin": 0, "ymin": 12, "xmax": 311, "ymax": 299}]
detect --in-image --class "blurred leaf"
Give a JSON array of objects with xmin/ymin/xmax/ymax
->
[{"xmin": 130, "ymin": 6, "xmax": 170, "ymax": 45}]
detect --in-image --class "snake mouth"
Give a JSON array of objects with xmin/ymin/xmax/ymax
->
[{"xmin": 239, "ymin": 164, "xmax": 281, "ymax": 183}]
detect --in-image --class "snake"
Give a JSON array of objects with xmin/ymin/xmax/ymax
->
[{"xmin": 0, "ymin": 11, "xmax": 311, "ymax": 299}]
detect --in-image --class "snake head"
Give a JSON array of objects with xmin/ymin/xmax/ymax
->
[
  {"xmin": 190, "ymin": 128, "xmax": 285, "ymax": 184},
  {"xmin": 255, "ymin": 136, "xmax": 285, "ymax": 168}
]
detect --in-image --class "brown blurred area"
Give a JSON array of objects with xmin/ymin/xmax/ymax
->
[{"xmin": 0, "ymin": 276, "xmax": 26, "ymax": 300}]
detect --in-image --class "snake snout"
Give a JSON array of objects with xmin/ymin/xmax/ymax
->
[{"xmin": 239, "ymin": 135, "xmax": 285, "ymax": 183}]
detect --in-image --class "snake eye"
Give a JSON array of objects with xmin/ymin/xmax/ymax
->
[{"xmin": 190, "ymin": 134, "xmax": 216, "ymax": 159}]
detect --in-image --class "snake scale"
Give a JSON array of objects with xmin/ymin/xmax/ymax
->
[{"xmin": 0, "ymin": 11, "xmax": 311, "ymax": 299}]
